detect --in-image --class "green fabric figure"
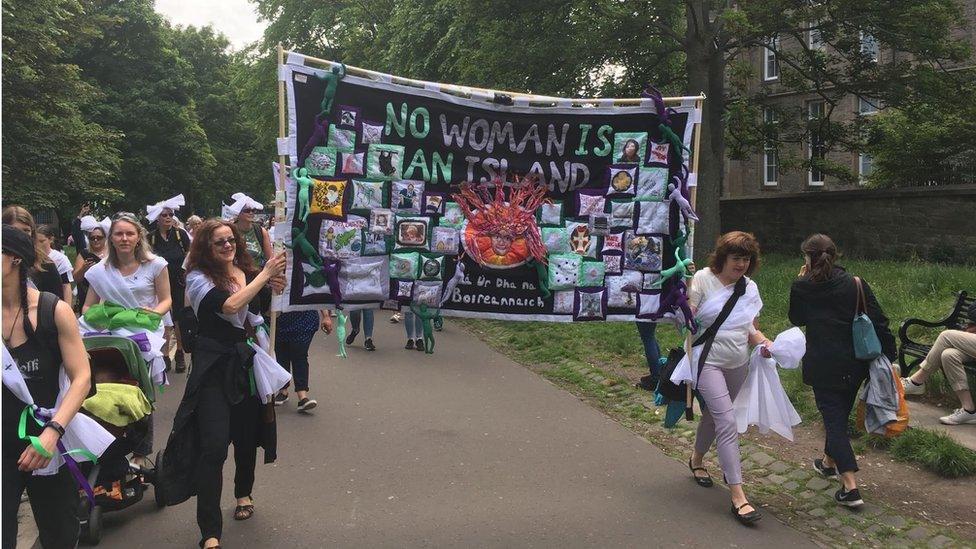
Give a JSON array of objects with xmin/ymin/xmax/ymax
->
[
  {"xmin": 410, "ymin": 304, "xmax": 438, "ymax": 354},
  {"xmin": 316, "ymin": 63, "xmax": 347, "ymax": 117},
  {"xmin": 658, "ymin": 123, "xmax": 690, "ymax": 156},
  {"xmin": 651, "ymin": 229, "xmax": 693, "ymax": 288},
  {"xmin": 334, "ymin": 310, "xmax": 348, "ymax": 358},
  {"xmin": 293, "ymin": 167, "xmax": 313, "ymax": 222},
  {"xmin": 287, "ymin": 226, "xmax": 328, "ymax": 288}
]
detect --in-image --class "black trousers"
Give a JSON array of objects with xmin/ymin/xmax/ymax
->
[
  {"xmin": 2, "ymin": 458, "xmax": 80, "ymax": 549},
  {"xmin": 194, "ymin": 370, "xmax": 260, "ymax": 541},
  {"xmin": 274, "ymin": 339, "xmax": 312, "ymax": 393},
  {"xmin": 813, "ymin": 384, "xmax": 860, "ymax": 474}
]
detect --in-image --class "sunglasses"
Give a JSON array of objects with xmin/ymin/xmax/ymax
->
[
  {"xmin": 88, "ymin": 235, "xmax": 105, "ymax": 242},
  {"xmin": 212, "ymin": 237, "xmax": 237, "ymax": 248}
]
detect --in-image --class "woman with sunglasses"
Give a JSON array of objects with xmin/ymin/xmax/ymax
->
[
  {"xmin": 147, "ymin": 195, "xmax": 191, "ymax": 374},
  {"xmin": 72, "ymin": 215, "xmax": 111, "ymax": 313},
  {"xmin": 161, "ymin": 219, "xmax": 286, "ymax": 549},
  {"xmin": 1, "ymin": 206, "xmax": 68, "ymax": 303},
  {"xmin": 226, "ymin": 193, "xmax": 272, "ymax": 268}
]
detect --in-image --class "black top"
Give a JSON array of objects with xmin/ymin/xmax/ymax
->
[
  {"xmin": 196, "ymin": 274, "xmax": 262, "ymax": 345},
  {"xmin": 789, "ymin": 266, "xmax": 897, "ymax": 391},
  {"xmin": 150, "ymin": 228, "xmax": 190, "ymax": 281},
  {"xmin": 30, "ymin": 262, "xmax": 63, "ymax": 299}
]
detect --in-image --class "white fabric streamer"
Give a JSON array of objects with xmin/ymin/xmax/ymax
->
[
  {"xmin": 768, "ymin": 327, "xmax": 805, "ymax": 369},
  {"xmin": 732, "ymin": 329, "xmax": 805, "ymax": 441},
  {"xmin": 2, "ymin": 345, "xmax": 114, "ymax": 476},
  {"xmin": 146, "ymin": 194, "xmax": 185, "ymax": 223},
  {"xmin": 440, "ymin": 261, "xmax": 466, "ymax": 307}
]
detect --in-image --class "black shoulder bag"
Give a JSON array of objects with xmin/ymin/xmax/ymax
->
[{"xmin": 656, "ymin": 277, "xmax": 747, "ymax": 418}]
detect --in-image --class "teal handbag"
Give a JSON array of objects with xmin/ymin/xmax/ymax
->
[{"xmin": 852, "ymin": 276, "xmax": 882, "ymax": 360}]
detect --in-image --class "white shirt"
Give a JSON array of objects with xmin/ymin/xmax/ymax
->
[
  {"xmin": 121, "ymin": 257, "xmax": 168, "ymax": 309},
  {"xmin": 48, "ymin": 249, "xmax": 74, "ymax": 283},
  {"xmin": 688, "ymin": 267, "xmax": 758, "ymax": 369}
]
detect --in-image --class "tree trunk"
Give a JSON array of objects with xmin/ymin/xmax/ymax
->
[{"xmin": 684, "ymin": 3, "xmax": 726, "ymax": 261}]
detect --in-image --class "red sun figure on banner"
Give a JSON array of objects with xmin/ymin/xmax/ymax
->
[{"xmin": 453, "ymin": 174, "xmax": 549, "ymax": 269}]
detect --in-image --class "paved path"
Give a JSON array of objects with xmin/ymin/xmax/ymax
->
[{"xmin": 89, "ymin": 312, "xmax": 814, "ymax": 548}]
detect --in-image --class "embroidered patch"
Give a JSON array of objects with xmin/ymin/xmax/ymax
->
[
  {"xmin": 419, "ymin": 253, "xmax": 445, "ymax": 281},
  {"xmin": 577, "ymin": 191, "xmax": 606, "ymax": 217},
  {"xmin": 588, "ymin": 214, "xmax": 610, "ymax": 236},
  {"xmin": 431, "ymin": 226, "xmax": 460, "ymax": 255},
  {"xmin": 565, "ymin": 222, "xmax": 599, "ymax": 258},
  {"xmin": 389, "ymin": 252, "xmax": 420, "ymax": 279},
  {"xmin": 623, "ymin": 231, "xmax": 664, "ymax": 272},
  {"xmin": 394, "ymin": 216, "xmax": 430, "ymax": 250},
  {"xmin": 609, "ymin": 200, "xmax": 636, "ymax": 229},
  {"xmin": 602, "ymin": 253, "xmax": 623, "ymax": 275},
  {"xmin": 310, "ymin": 178, "xmax": 347, "ymax": 218},
  {"xmin": 552, "ymin": 290, "xmax": 575, "ymax": 314},
  {"xmin": 423, "ymin": 192, "xmax": 445, "ymax": 215},
  {"xmin": 361, "ymin": 231, "xmax": 389, "ymax": 255},
  {"xmin": 636, "ymin": 167, "xmax": 668, "ymax": 201},
  {"xmin": 613, "ymin": 132, "xmax": 648, "ymax": 164},
  {"xmin": 602, "ymin": 233, "xmax": 623, "ymax": 253},
  {"xmin": 340, "ymin": 152, "xmax": 365, "ymax": 175},
  {"xmin": 606, "ymin": 165, "xmax": 637, "ymax": 196},
  {"xmin": 361, "ymin": 121, "xmax": 384, "ymax": 145},
  {"xmin": 637, "ymin": 291, "xmax": 662, "ymax": 319},
  {"xmin": 336, "ymin": 105, "xmax": 360, "ymax": 128},
  {"xmin": 339, "ymin": 256, "xmax": 389, "ymax": 301},
  {"xmin": 547, "ymin": 253, "xmax": 582, "ymax": 291},
  {"xmin": 300, "ymin": 262, "xmax": 333, "ymax": 297},
  {"xmin": 350, "ymin": 180, "xmax": 386, "ymax": 211},
  {"xmin": 366, "ymin": 144, "xmax": 405, "ymax": 180},
  {"xmin": 606, "ymin": 271, "xmax": 642, "ymax": 309},
  {"xmin": 393, "ymin": 279, "xmax": 414, "ymax": 301},
  {"xmin": 317, "ymin": 215, "xmax": 365, "ymax": 259},
  {"xmin": 305, "ymin": 146, "xmax": 337, "ymax": 177},
  {"xmin": 538, "ymin": 201, "xmax": 563, "ymax": 226},
  {"xmin": 391, "ymin": 180, "xmax": 425, "ymax": 213},
  {"xmin": 370, "ymin": 208, "xmax": 394, "ymax": 234},
  {"xmin": 577, "ymin": 260, "xmax": 606, "ymax": 287},
  {"xmin": 635, "ymin": 200, "xmax": 670, "ymax": 235},
  {"xmin": 574, "ymin": 288, "xmax": 607, "ymax": 321},
  {"xmin": 646, "ymin": 141, "xmax": 670, "ymax": 165},
  {"xmin": 329, "ymin": 124, "xmax": 356, "ymax": 152},
  {"xmin": 541, "ymin": 227, "xmax": 571, "ymax": 254},
  {"xmin": 441, "ymin": 202, "xmax": 465, "ymax": 228},
  {"xmin": 412, "ymin": 280, "xmax": 442, "ymax": 307}
]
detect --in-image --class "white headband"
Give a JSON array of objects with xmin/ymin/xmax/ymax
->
[{"xmin": 146, "ymin": 194, "xmax": 185, "ymax": 223}]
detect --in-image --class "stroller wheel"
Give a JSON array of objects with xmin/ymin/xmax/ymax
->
[
  {"xmin": 153, "ymin": 450, "xmax": 166, "ymax": 509},
  {"xmin": 81, "ymin": 504, "xmax": 103, "ymax": 545}
]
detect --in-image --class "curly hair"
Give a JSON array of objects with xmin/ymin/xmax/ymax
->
[
  {"xmin": 185, "ymin": 219, "xmax": 257, "ymax": 291},
  {"xmin": 707, "ymin": 231, "xmax": 761, "ymax": 276}
]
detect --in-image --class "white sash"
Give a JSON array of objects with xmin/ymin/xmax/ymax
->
[
  {"xmin": 732, "ymin": 329, "xmax": 804, "ymax": 441},
  {"xmin": 3, "ymin": 345, "xmax": 114, "ymax": 476}
]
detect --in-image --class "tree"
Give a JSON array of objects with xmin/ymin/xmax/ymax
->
[
  {"xmin": 1, "ymin": 0, "xmax": 121, "ymax": 210},
  {"xmin": 243, "ymin": 0, "xmax": 971, "ymax": 256},
  {"xmin": 71, "ymin": 0, "xmax": 216, "ymax": 213}
]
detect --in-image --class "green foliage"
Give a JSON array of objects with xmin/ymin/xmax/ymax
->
[
  {"xmin": 888, "ymin": 427, "xmax": 976, "ymax": 478},
  {"xmin": 1, "ymin": 0, "xmax": 121, "ymax": 209}
]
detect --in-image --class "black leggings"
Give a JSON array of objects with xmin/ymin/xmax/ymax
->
[
  {"xmin": 275, "ymin": 339, "xmax": 312, "ymax": 393},
  {"xmin": 813, "ymin": 384, "xmax": 860, "ymax": 474},
  {"xmin": 2, "ymin": 457, "xmax": 80, "ymax": 549},
  {"xmin": 194, "ymin": 371, "xmax": 260, "ymax": 542}
]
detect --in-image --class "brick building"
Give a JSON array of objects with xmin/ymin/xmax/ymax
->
[{"xmin": 724, "ymin": 1, "xmax": 976, "ymax": 198}]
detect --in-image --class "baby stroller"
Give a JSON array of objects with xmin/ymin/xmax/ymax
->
[{"xmin": 76, "ymin": 335, "xmax": 166, "ymax": 544}]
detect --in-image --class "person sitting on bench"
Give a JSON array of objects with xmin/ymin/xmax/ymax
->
[{"xmin": 902, "ymin": 301, "xmax": 976, "ymax": 425}]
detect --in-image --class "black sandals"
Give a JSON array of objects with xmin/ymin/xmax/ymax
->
[
  {"xmin": 731, "ymin": 501, "xmax": 762, "ymax": 524},
  {"xmin": 688, "ymin": 458, "xmax": 714, "ymax": 488}
]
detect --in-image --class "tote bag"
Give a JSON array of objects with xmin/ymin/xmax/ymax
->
[{"xmin": 852, "ymin": 277, "xmax": 882, "ymax": 360}]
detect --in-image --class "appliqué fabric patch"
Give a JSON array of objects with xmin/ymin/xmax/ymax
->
[
  {"xmin": 370, "ymin": 208, "xmax": 394, "ymax": 234},
  {"xmin": 361, "ymin": 121, "xmax": 383, "ymax": 145},
  {"xmin": 577, "ymin": 260, "xmax": 606, "ymax": 287},
  {"xmin": 635, "ymin": 200, "xmax": 670, "ymax": 235},
  {"xmin": 441, "ymin": 202, "xmax": 465, "ymax": 227},
  {"xmin": 636, "ymin": 167, "xmax": 668, "ymax": 201},
  {"xmin": 361, "ymin": 231, "xmax": 389, "ymax": 255},
  {"xmin": 646, "ymin": 141, "xmax": 670, "ymax": 165},
  {"xmin": 552, "ymin": 290, "xmax": 575, "ymax": 314},
  {"xmin": 606, "ymin": 270, "xmax": 643, "ymax": 309},
  {"xmin": 305, "ymin": 146, "xmax": 337, "ymax": 177},
  {"xmin": 613, "ymin": 132, "xmax": 648, "ymax": 164},
  {"xmin": 350, "ymin": 180, "xmax": 386, "ymax": 211},
  {"xmin": 547, "ymin": 253, "xmax": 582, "ymax": 291},
  {"xmin": 423, "ymin": 192, "xmax": 445, "ymax": 215},
  {"xmin": 340, "ymin": 152, "xmax": 365, "ymax": 175},
  {"xmin": 541, "ymin": 227, "xmax": 571, "ymax": 254},
  {"xmin": 412, "ymin": 280, "xmax": 442, "ymax": 307},
  {"xmin": 336, "ymin": 105, "xmax": 360, "ymax": 128},
  {"xmin": 310, "ymin": 178, "xmax": 347, "ymax": 218},
  {"xmin": 610, "ymin": 200, "xmax": 636, "ymax": 229},
  {"xmin": 431, "ymin": 226, "xmax": 459, "ymax": 255},
  {"xmin": 419, "ymin": 253, "xmax": 445, "ymax": 281},
  {"xmin": 329, "ymin": 124, "xmax": 356, "ymax": 152},
  {"xmin": 389, "ymin": 252, "xmax": 420, "ymax": 280},
  {"xmin": 606, "ymin": 165, "xmax": 637, "ymax": 196},
  {"xmin": 623, "ymin": 231, "xmax": 664, "ymax": 272},
  {"xmin": 602, "ymin": 232, "xmax": 623, "ymax": 253},
  {"xmin": 576, "ymin": 191, "xmax": 606, "ymax": 217},
  {"xmin": 339, "ymin": 256, "xmax": 389, "ymax": 301},
  {"xmin": 300, "ymin": 262, "xmax": 333, "ymax": 297},
  {"xmin": 574, "ymin": 288, "xmax": 607, "ymax": 321},
  {"xmin": 538, "ymin": 201, "xmax": 563, "ymax": 226},
  {"xmin": 366, "ymin": 144, "xmax": 405, "ymax": 180},
  {"xmin": 637, "ymin": 291, "xmax": 662, "ymax": 319},
  {"xmin": 588, "ymin": 214, "xmax": 610, "ymax": 236},
  {"xmin": 318, "ymin": 215, "xmax": 365, "ymax": 259},
  {"xmin": 394, "ymin": 216, "xmax": 430, "ymax": 250},
  {"xmin": 602, "ymin": 253, "xmax": 623, "ymax": 275},
  {"xmin": 565, "ymin": 222, "xmax": 599, "ymax": 258},
  {"xmin": 392, "ymin": 279, "xmax": 414, "ymax": 302},
  {"xmin": 392, "ymin": 180, "xmax": 425, "ymax": 213}
]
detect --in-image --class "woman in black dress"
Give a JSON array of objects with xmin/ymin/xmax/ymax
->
[
  {"xmin": 147, "ymin": 198, "xmax": 192, "ymax": 373},
  {"xmin": 160, "ymin": 219, "xmax": 286, "ymax": 549}
]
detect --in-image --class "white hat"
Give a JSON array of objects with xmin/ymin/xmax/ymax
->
[{"xmin": 146, "ymin": 194, "xmax": 185, "ymax": 223}]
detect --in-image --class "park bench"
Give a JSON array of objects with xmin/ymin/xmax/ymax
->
[{"xmin": 898, "ymin": 291, "xmax": 975, "ymax": 377}]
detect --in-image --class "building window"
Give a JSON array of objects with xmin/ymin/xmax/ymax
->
[
  {"xmin": 808, "ymin": 101, "xmax": 826, "ymax": 186},
  {"xmin": 808, "ymin": 24, "xmax": 824, "ymax": 51},
  {"xmin": 859, "ymin": 153, "xmax": 873, "ymax": 184},
  {"xmin": 763, "ymin": 36, "xmax": 779, "ymax": 81},
  {"xmin": 763, "ymin": 108, "xmax": 778, "ymax": 186},
  {"xmin": 858, "ymin": 96, "xmax": 880, "ymax": 115},
  {"xmin": 860, "ymin": 31, "xmax": 878, "ymax": 62}
]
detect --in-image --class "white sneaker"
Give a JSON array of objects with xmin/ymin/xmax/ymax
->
[
  {"xmin": 901, "ymin": 377, "xmax": 925, "ymax": 396},
  {"xmin": 939, "ymin": 408, "xmax": 976, "ymax": 425}
]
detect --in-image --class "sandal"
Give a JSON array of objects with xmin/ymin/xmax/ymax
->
[
  {"xmin": 234, "ymin": 503, "xmax": 255, "ymax": 521},
  {"xmin": 731, "ymin": 501, "xmax": 762, "ymax": 525},
  {"xmin": 688, "ymin": 458, "xmax": 713, "ymax": 488}
]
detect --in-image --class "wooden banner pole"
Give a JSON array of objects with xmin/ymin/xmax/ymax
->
[
  {"xmin": 685, "ymin": 94, "xmax": 706, "ymax": 418},
  {"xmin": 270, "ymin": 42, "xmax": 287, "ymax": 355}
]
